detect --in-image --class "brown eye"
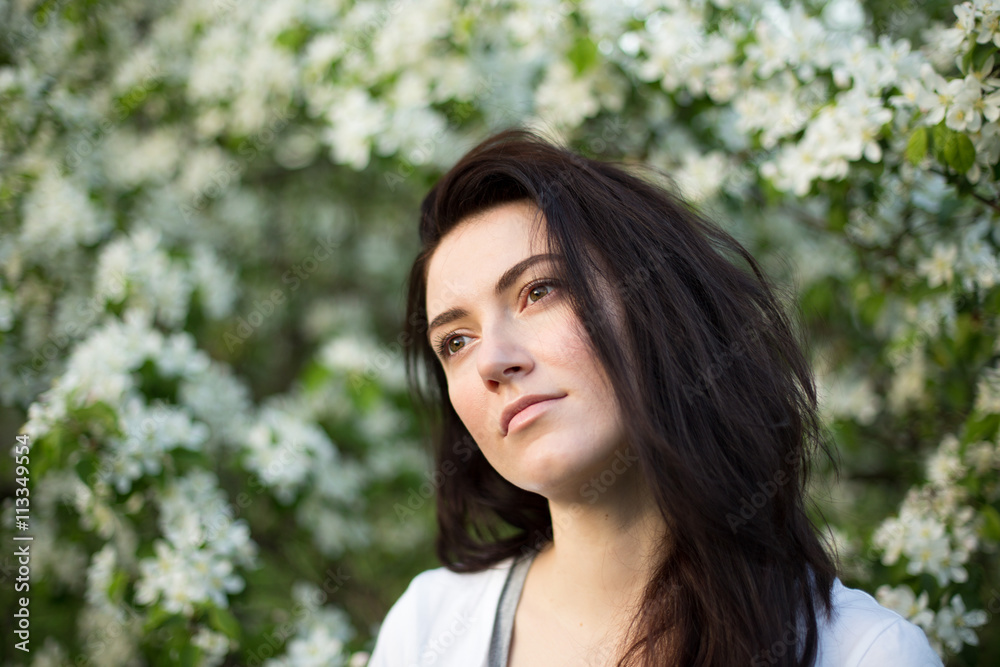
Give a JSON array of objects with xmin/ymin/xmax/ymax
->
[
  {"xmin": 447, "ymin": 335, "xmax": 467, "ymax": 355},
  {"xmin": 528, "ymin": 284, "xmax": 552, "ymax": 303}
]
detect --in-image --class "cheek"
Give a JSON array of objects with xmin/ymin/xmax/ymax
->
[
  {"xmin": 448, "ymin": 374, "xmax": 492, "ymax": 441},
  {"xmin": 558, "ymin": 314, "xmax": 607, "ymax": 377},
  {"xmin": 562, "ymin": 317, "xmax": 620, "ymax": 416}
]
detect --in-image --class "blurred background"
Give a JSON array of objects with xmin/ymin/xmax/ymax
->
[{"xmin": 0, "ymin": 0, "xmax": 998, "ymax": 664}]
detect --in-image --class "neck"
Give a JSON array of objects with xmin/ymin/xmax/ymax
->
[{"xmin": 531, "ymin": 462, "xmax": 667, "ymax": 625}]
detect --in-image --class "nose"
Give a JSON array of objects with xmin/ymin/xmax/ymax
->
[{"xmin": 476, "ymin": 321, "xmax": 534, "ymax": 389}]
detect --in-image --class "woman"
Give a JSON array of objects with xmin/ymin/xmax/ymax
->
[{"xmin": 368, "ymin": 130, "xmax": 941, "ymax": 666}]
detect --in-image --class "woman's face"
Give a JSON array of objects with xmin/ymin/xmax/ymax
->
[{"xmin": 425, "ymin": 200, "xmax": 631, "ymax": 501}]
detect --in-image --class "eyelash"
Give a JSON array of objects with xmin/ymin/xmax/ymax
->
[{"xmin": 432, "ymin": 278, "xmax": 560, "ymax": 360}]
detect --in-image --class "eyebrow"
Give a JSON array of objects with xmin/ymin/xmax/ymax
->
[{"xmin": 426, "ymin": 253, "xmax": 562, "ymax": 341}]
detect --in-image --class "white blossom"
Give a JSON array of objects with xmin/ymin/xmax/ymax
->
[
  {"xmin": 944, "ymin": 75, "xmax": 985, "ymax": 132},
  {"xmin": 79, "ymin": 604, "xmax": 141, "ymax": 665},
  {"xmin": 134, "ymin": 471, "xmax": 256, "ymax": 617},
  {"xmin": 179, "ymin": 363, "xmax": 253, "ymax": 446},
  {"xmin": 319, "ymin": 336, "xmax": 370, "ymax": 374},
  {"xmin": 534, "ymin": 61, "xmax": 602, "ymax": 128},
  {"xmin": 917, "ymin": 243, "xmax": 958, "ymax": 288},
  {"xmin": 927, "ymin": 435, "xmax": 966, "ymax": 487},
  {"xmin": 85, "ymin": 544, "xmax": 118, "ymax": 609},
  {"xmin": 6, "ymin": 1, "xmax": 1000, "ymax": 665},
  {"xmin": 263, "ymin": 583, "xmax": 355, "ymax": 667},
  {"xmin": 817, "ymin": 360, "xmax": 882, "ymax": 424},
  {"xmin": 322, "ymin": 88, "xmax": 387, "ymax": 170},
  {"xmin": 190, "ymin": 244, "xmax": 238, "ymax": 319},
  {"xmin": 975, "ymin": 364, "xmax": 1000, "ymax": 414},
  {"xmin": 100, "ymin": 396, "xmax": 208, "ymax": 494},
  {"xmin": 244, "ymin": 405, "xmax": 341, "ymax": 504},
  {"xmin": 264, "ymin": 626, "xmax": 346, "ymax": 667},
  {"xmin": 932, "ymin": 595, "xmax": 988, "ymax": 653},
  {"xmin": 875, "ymin": 585, "xmax": 935, "ymax": 630},
  {"xmin": 135, "ymin": 540, "xmax": 244, "ymax": 615},
  {"xmin": 19, "ymin": 170, "xmax": 109, "ymax": 264},
  {"xmin": 192, "ymin": 627, "xmax": 232, "ymax": 667},
  {"xmin": 28, "ymin": 637, "xmax": 70, "ymax": 667}
]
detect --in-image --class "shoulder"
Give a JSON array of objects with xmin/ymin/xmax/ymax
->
[
  {"xmin": 814, "ymin": 579, "xmax": 942, "ymax": 667},
  {"xmin": 393, "ymin": 560, "xmax": 511, "ymax": 618},
  {"xmin": 367, "ymin": 557, "xmax": 515, "ymax": 667}
]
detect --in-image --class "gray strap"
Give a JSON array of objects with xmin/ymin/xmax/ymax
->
[{"xmin": 487, "ymin": 552, "xmax": 537, "ymax": 667}]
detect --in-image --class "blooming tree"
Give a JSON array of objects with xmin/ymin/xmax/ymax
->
[{"xmin": 1, "ymin": 0, "xmax": 998, "ymax": 665}]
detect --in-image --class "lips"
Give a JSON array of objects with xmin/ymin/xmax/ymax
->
[{"xmin": 500, "ymin": 393, "xmax": 566, "ymax": 436}]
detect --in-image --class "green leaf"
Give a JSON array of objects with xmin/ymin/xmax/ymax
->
[
  {"xmin": 75, "ymin": 456, "xmax": 98, "ymax": 486},
  {"xmin": 208, "ymin": 606, "xmax": 241, "ymax": 641},
  {"xmin": 568, "ymin": 37, "xmax": 599, "ymax": 75},
  {"xmin": 170, "ymin": 448, "xmax": 206, "ymax": 472},
  {"xmin": 179, "ymin": 643, "xmax": 199, "ymax": 667},
  {"xmin": 981, "ymin": 506, "xmax": 1000, "ymax": 542},
  {"xmin": 828, "ymin": 202, "xmax": 848, "ymax": 232},
  {"xmin": 275, "ymin": 25, "xmax": 310, "ymax": 52},
  {"xmin": 905, "ymin": 127, "xmax": 928, "ymax": 166},
  {"xmin": 35, "ymin": 429, "xmax": 65, "ymax": 476},
  {"xmin": 108, "ymin": 569, "xmax": 129, "ymax": 602},
  {"xmin": 301, "ymin": 361, "xmax": 331, "ymax": 393},
  {"xmin": 961, "ymin": 46, "xmax": 974, "ymax": 75},
  {"xmin": 143, "ymin": 606, "xmax": 175, "ymax": 633},
  {"xmin": 347, "ymin": 371, "xmax": 382, "ymax": 408},
  {"xmin": 74, "ymin": 400, "xmax": 121, "ymax": 437},
  {"xmin": 965, "ymin": 414, "xmax": 1000, "ymax": 441},
  {"xmin": 944, "ymin": 133, "xmax": 976, "ymax": 174},
  {"xmin": 930, "ymin": 124, "xmax": 947, "ymax": 160},
  {"xmin": 972, "ymin": 42, "xmax": 997, "ymax": 71}
]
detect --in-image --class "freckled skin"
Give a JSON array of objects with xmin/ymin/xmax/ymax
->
[{"xmin": 425, "ymin": 201, "xmax": 631, "ymax": 503}]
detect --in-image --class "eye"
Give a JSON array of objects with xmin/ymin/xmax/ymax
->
[
  {"xmin": 440, "ymin": 333, "xmax": 469, "ymax": 357},
  {"xmin": 527, "ymin": 283, "xmax": 552, "ymax": 303},
  {"xmin": 433, "ymin": 278, "xmax": 560, "ymax": 361}
]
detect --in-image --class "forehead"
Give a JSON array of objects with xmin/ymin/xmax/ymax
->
[{"xmin": 425, "ymin": 201, "xmax": 549, "ymax": 306}]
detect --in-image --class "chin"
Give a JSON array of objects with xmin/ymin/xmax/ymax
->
[{"xmin": 504, "ymin": 443, "xmax": 610, "ymax": 499}]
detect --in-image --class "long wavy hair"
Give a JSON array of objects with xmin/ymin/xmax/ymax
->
[{"xmin": 402, "ymin": 129, "xmax": 838, "ymax": 667}]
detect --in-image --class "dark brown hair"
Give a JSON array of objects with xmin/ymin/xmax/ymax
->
[{"xmin": 402, "ymin": 129, "xmax": 837, "ymax": 666}]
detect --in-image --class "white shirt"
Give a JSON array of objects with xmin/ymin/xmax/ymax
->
[{"xmin": 368, "ymin": 557, "xmax": 942, "ymax": 667}]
